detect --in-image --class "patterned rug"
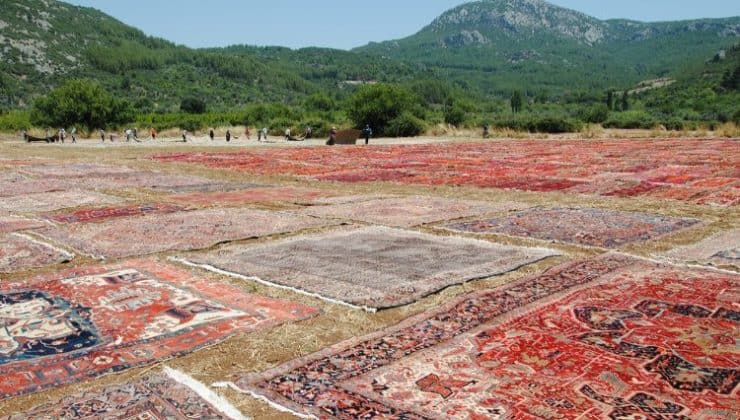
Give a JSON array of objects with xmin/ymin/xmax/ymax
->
[
  {"xmin": 0, "ymin": 190, "xmax": 125, "ymax": 213},
  {"xmin": 18, "ymin": 162, "xmax": 137, "ymax": 178},
  {"xmin": 148, "ymin": 182, "xmax": 267, "ymax": 194},
  {"xmin": 234, "ymin": 254, "xmax": 739, "ymax": 418},
  {"xmin": 185, "ymin": 226, "xmax": 556, "ymax": 310},
  {"xmin": 77, "ymin": 171, "xmax": 215, "ymax": 191},
  {"xmin": 44, "ymin": 203, "xmax": 187, "ymax": 224},
  {"xmin": 7, "ymin": 369, "xmax": 246, "ymax": 419},
  {"xmin": 0, "ymin": 233, "xmax": 73, "ymax": 273},
  {"xmin": 0, "ymin": 177, "xmax": 75, "ymax": 197},
  {"xmin": 151, "ymin": 139, "xmax": 740, "ymax": 206},
  {"xmin": 659, "ymin": 228, "xmax": 739, "ymax": 270},
  {"xmin": 168, "ymin": 187, "xmax": 329, "ymax": 206},
  {"xmin": 303, "ymin": 196, "xmax": 526, "ymax": 227},
  {"xmin": 444, "ymin": 207, "xmax": 701, "ymax": 248},
  {"xmin": 0, "ymin": 259, "xmax": 318, "ymax": 399},
  {"xmin": 36, "ymin": 208, "xmax": 334, "ymax": 259},
  {"xmin": 0, "ymin": 215, "xmax": 46, "ymax": 233}
]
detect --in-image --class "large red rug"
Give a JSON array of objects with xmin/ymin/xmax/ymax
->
[
  {"xmin": 235, "ymin": 255, "xmax": 738, "ymax": 418},
  {"xmin": 152, "ymin": 139, "xmax": 740, "ymax": 206},
  {"xmin": 0, "ymin": 259, "xmax": 318, "ymax": 399}
]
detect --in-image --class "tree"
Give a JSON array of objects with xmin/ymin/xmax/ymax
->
[
  {"xmin": 620, "ymin": 91, "xmax": 630, "ymax": 111},
  {"xmin": 346, "ymin": 84, "xmax": 418, "ymax": 136},
  {"xmin": 30, "ymin": 79, "xmax": 133, "ymax": 131},
  {"xmin": 606, "ymin": 90, "xmax": 615, "ymax": 111},
  {"xmin": 443, "ymin": 101, "xmax": 466, "ymax": 126},
  {"xmin": 180, "ymin": 97, "xmax": 207, "ymax": 114},
  {"xmin": 510, "ymin": 90, "xmax": 523, "ymax": 113}
]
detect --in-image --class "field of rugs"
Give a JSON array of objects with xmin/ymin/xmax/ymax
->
[{"xmin": 0, "ymin": 137, "xmax": 737, "ymax": 419}]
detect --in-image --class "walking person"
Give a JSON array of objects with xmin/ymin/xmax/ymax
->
[
  {"xmin": 362, "ymin": 124, "xmax": 373, "ymax": 145},
  {"xmin": 182, "ymin": 130, "xmax": 188, "ymax": 142},
  {"xmin": 285, "ymin": 127, "xmax": 291, "ymax": 141},
  {"xmin": 261, "ymin": 127, "xmax": 268, "ymax": 142},
  {"xmin": 59, "ymin": 128, "xmax": 66, "ymax": 143},
  {"xmin": 226, "ymin": 130, "xmax": 232, "ymax": 142},
  {"xmin": 328, "ymin": 126, "xmax": 337, "ymax": 145},
  {"xmin": 99, "ymin": 129, "xmax": 105, "ymax": 143},
  {"xmin": 483, "ymin": 123, "xmax": 490, "ymax": 139},
  {"xmin": 70, "ymin": 127, "xmax": 77, "ymax": 143},
  {"xmin": 125, "ymin": 128, "xmax": 132, "ymax": 142},
  {"xmin": 244, "ymin": 126, "xmax": 251, "ymax": 140},
  {"xmin": 209, "ymin": 129, "xmax": 215, "ymax": 141},
  {"xmin": 150, "ymin": 127, "xmax": 157, "ymax": 140}
]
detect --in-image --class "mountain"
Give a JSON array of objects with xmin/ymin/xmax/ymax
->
[
  {"xmin": 0, "ymin": 0, "xmax": 738, "ymax": 113},
  {"xmin": 355, "ymin": 0, "xmax": 740, "ymax": 95}
]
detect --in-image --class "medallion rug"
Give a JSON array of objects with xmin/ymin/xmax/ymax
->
[
  {"xmin": 0, "ymin": 190, "xmax": 124, "ymax": 213},
  {"xmin": 0, "ymin": 233, "xmax": 73, "ymax": 273},
  {"xmin": 233, "ymin": 254, "xmax": 738, "ymax": 419},
  {"xmin": 0, "ymin": 259, "xmax": 318, "ymax": 399},
  {"xmin": 444, "ymin": 207, "xmax": 701, "ymax": 248},
  {"xmin": 6, "ymin": 369, "xmax": 246, "ymax": 419},
  {"xmin": 659, "ymin": 228, "xmax": 739, "ymax": 270},
  {"xmin": 0, "ymin": 215, "xmax": 45, "ymax": 233},
  {"xmin": 303, "ymin": 196, "xmax": 526, "ymax": 227},
  {"xmin": 184, "ymin": 226, "xmax": 556, "ymax": 310},
  {"xmin": 44, "ymin": 203, "xmax": 187, "ymax": 224},
  {"xmin": 36, "ymin": 208, "xmax": 334, "ymax": 259}
]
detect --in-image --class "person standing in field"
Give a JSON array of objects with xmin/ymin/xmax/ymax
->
[
  {"xmin": 150, "ymin": 127, "xmax": 157, "ymax": 140},
  {"xmin": 99, "ymin": 129, "xmax": 105, "ymax": 143},
  {"xmin": 209, "ymin": 129, "xmax": 215, "ymax": 141},
  {"xmin": 285, "ymin": 128, "xmax": 291, "ymax": 141},
  {"xmin": 483, "ymin": 123, "xmax": 490, "ymax": 139},
  {"xmin": 328, "ymin": 126, "xmax": 337, "ymax": 145},
  {"xmin": 226, "ymin": 130, "xmax": 232, "ymax": 142},
  {"xmin": 59, "ymin": 128, "xmax": 66, "ymax": 143},
  {"xmin": 362, "ymin": 124, "xmax": 372, "ymax": 145},
  {"xmin": 182, "ymin": 130, "xmax": 188, "ymax": 142},
  {"xmin": 261, "ymin": 127, "xmax": 268, "ymax": 141},
  {"xmin": 244, "ymin": 126, "xmax": 251, "ymax": 140},
  {"xmin": 70, "ymin": 127, "xmax": 77, "ymax": 143},
  {"xmin": 305, "ymin": 125, "xmax": 312, "ymax": 139}
]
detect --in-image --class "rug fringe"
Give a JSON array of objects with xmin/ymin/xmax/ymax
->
[
  {"xmin": 170, "ymin": 257, "xmax": 378, "ymax": 313},
  {"xmin": 212, "ymin": 381, "xmax": 317, "ymax": 419},
  {"xmin": 164, "ymin": 367, "xmax": 250, "ymax": 420}
]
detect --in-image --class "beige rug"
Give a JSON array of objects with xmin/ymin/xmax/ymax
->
[
  {"xmin": 0, "ymin": 190, "xmax": 125, "ymax": 213},
  {"xmin": 302, "ymin": 196, "xmax": 526, "ymax": 227},
  {"xmin": 659, "ymin": 228, "xmax": 739, "ymax": 270},
  {"xmin": 183, "ymin": 226, "xmax": 557, "ymax": 310}
]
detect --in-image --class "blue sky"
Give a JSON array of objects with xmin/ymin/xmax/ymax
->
[{"xmin": 64, "ymin": 0, "xmax": 740, "ymax": 50}]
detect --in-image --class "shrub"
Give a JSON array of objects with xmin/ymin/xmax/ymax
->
[
  {"xmin": 346, "ymin": 83, "xmax": 418, "ymax": 136},
  {"xmin": 583, "ymin": 103, "xmax": 609, "ymax": 124},
  {"xmin": 0, "ymin": 110, "xmax": 32, "ymax": 131},
  {"xmin": 180, "ymin": 97, "xmax": 207, "ymax": 114},
  {"xmin": 443, "ymin": 102, "xmax": 467, "ymax": 126},
  {"xmin": 386, "ymin": 112, "xmax": 425, "ymax": 137},
  {"xmin": 603, "ymin": 111, "xmax": 655, "ymax": 129}
]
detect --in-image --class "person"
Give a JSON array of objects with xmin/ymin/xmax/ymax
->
[
  {"xmin": 182, "ymin": 130, "xmax": 188, "ymax": 142},
  {"xmin": 99, "ymin": 129, "xmax": 105, "ymax": 143},
  {"xmin": 305, "ymin": 125, "xmax": 312, "ymax": 139},
  {"xmin": 261, "ymin": 127, "xmax": 268, "ymax": 141},
  {"xmin": 150, "ymin": 127, "xmax": 157, "ymax": 140},
  {"xmin": 362, "ymin": 124, "xmax": 373, "ymax": 145},
  {"xmin": 226, "ymin": 129, "xmax": 232, "ymax": 142},
  {"xmin": 209, "ymin": 129, "xmax": 215, "ymax": 141},
  {"xmin": 124, "ymin": 128, "xmax": 132, "ymax": 142},
  {"xmin": 45, "ymin": 128, "xmax": 51, "ymax": 142},
  {"xmin": 483, "ymin": 123, "xmax": 490, "ymax": 139},
  {"xmin": 285, "ymin": 128, "xmax": 291, "ymax": 141},
  {"xmin": 59, "ymin": 128, "xmax": 66, "ymax": 143},
  {"xmin": 70, "ymin": 127, "xmax": 77, "ymax": 143},
  {"xmin": 328, "ymin": 126, "xmax": 337, "ymax": 145},
  {"xmin": 244, "ymin": 126, "xmax": 251, "ymax": 140},
  {"xmin": 22, "ymin": 129, "xmax": 28, "ymax": 142},
  {"xmin": 133, "ymin": 127, "xmax": 138, "ymax": 141}
]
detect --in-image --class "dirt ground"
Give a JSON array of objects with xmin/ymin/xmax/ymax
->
[{"xmin": 0, "ymin": 134, "xmax": 737, "ymax": 418}]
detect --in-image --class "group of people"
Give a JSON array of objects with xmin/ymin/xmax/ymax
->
[{"xmin": 97, "ymin": 127, "xmax": 159, "ymax": 143}]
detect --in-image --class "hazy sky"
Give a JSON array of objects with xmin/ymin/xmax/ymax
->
[{"xmin": 63, "ymin": 0, "xmax": 740, "ymax": 50}]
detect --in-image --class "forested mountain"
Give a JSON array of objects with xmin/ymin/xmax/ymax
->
[
  {"xmin": 0, "ymin": 0, "xmax": 738, "ymax": 117},
  {"xmin": 356, "ymin": 0, "xmax": 740, "ymax": 97}
]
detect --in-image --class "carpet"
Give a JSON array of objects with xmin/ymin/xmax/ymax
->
[
  {"xmin": 184, "ymin": 226, "xmax": 556, "ymax": 310},
  {"xmin": 444, "ymin": 207, "xmax": 701, "ymax": 248},
  {"xmin": 0, "ymin": 259, "xmax": 318, "ymax": 399},
  {"xmin": 0, "ymin": 215, "xmax": 46, "ymax": 233},
  {"xmin": 168, "ymin": 187, "xmax": 329, "ymax": 207},
  {"xmin": 234, "ymin": 254, "xmax": 739, "ymax": 419},
  {"xmin": 18, "ymin": 162, "xmax": 137, "ymax": 178},
  {"xmin": 0, "ymin": 177, "xmax": 75, "ymax": 197},
  {"xmin": 0, "ymin": 233, "xmax": 73, "ymax": 273},
  {"xmin": 151, "ymin": 139, "xmax": 740, "ymax": 206},
  {"xmin": 44, "ymin": 203, "xmax": 187, "ymax": 224},
  {"xmin": 148, "ymin": 181, "xmax": 268, "ymax": 194},
  {"xmin": 659, "ymin": 228, "xmax": 739, "ymax": 270},
  {"xmin": 303, "ymin": 196, "xmax": 526, "ymax": 227},
  {"xmin": 77, "ymin": 171, "xmax": 216, "ymax": 191},
  {"xmin": 0, "ymin": 190, "xmax": 125, "ymax": 213},
  {"xmin": 7, "ymin": 368, "xmax": 247, "ymax": 419},
  {"xmin": 36, "ymin": 208, "xmax": 334, "ymax": 259}
]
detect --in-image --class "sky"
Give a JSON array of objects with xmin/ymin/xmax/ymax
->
[{"xmin": 64, "ymin": 0, "xmax": 740, "ymax": 50}]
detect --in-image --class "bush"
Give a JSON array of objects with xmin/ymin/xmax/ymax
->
[
  {"xmin": 386, "ymin": 112, "xmax": 425, "ymax": 137},
  {"xmin": 603, "ymin": 111, "xmax": 655, "ymax": 129},
  {"xmin": 180, "ymin": 97, "xmax": 207, "ymax": 114},
  {"xmin": 583, "ymin": 103, "xmax": 609, "ymax": 124},
  {"xmin": 0, "ymin": 110, "xmax": 32, "ymax": 131},
  {"xmin": 493, "ymin": 115, "xmax": 581, "ymax": 133},
  {"xmin": 346, "ymin": 83, "xmax": 418, "ymax": 136},
  {"xmin": 302, "ymin": 93, "xmax": 336, "ymax": 112},
  {"xmin": 444, "ymin": 102, "xmax": 467, "ymax": 126}
]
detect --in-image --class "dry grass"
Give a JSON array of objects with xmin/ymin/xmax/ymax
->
[{"xmin": 0, "ymin": 135, "xmax": 737, "ymax": 419}]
